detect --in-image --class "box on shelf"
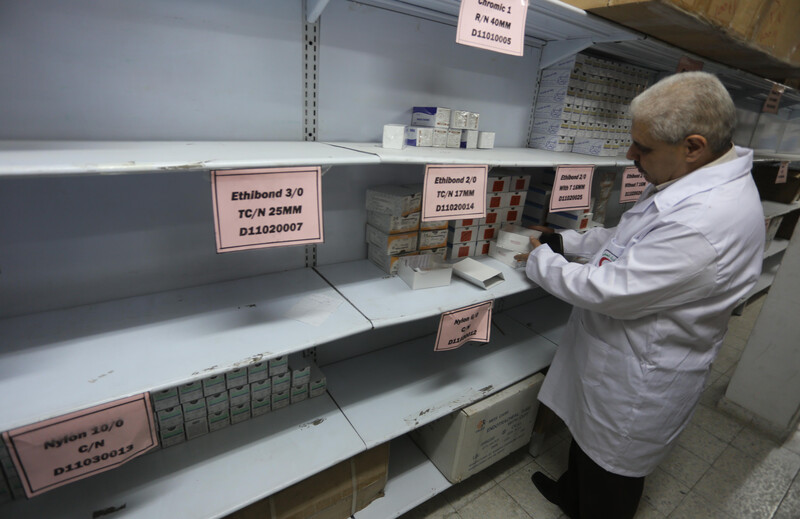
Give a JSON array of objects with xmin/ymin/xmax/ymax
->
[
  {"xmin": 208, "ymin": 409, "xmax": 231, "ymax": 432},
  {"xmin": 452, "ymin": 257, "xmax": 504, "ymax": 289},
  {"xmin": 510, "ymin": 175, "xmax": 531, "ymax": 192},
  {"xmin": 157, "ymin": 406, "xmax": 184, "ymax": 429},
  {"xmin": 159, "ymin": 424, "xmax": 186, "ymax": 448},
  {"xmin": 272, "ymin": 372, "xmax": 292, "ymax": 393},
  {"xmin": 289, "ymin": 354, "xmax": 312, "ymax": 386},
  {"xmin": 231, "ymin": 403, "xmax": 251, "ymax": 424},
  {"xmin": 226, "ymin": 443, "xmax": 389, "ymax": 519},
  {"xmin": 248, "ymin": 362, "xmax": 269, "ymax": 384},
  {"xmin": 450, "ymin": 109, "xmax": 471, "ymax": 129},
  {"xmin": 477, "ymin": 131, "xmax": 495, "ymax": 149},
  {"xmin": 229, "ymin": 385, "xmax": 251, "ymax": 406},
  {"xmin": 365, "ymin": 225, "xmax": 418, "ymax": 255},
  {"xmin": 202, "ymin": 375, "xmax": 226, "ymax": 396},
  {"xmin": 182, "ymin": 399, "xmax": 207, "ymax": 421},
  {"xmin": 451, "ymin": 217, "xmax": 481, "ymax": 228},
  {"xmin": 420, "ymin": 247, "xmax": 448, "ymax": 262},
  {"xmin": 185, "ymin": 418, "xmax": 209, "ymax": 440},
  {"xmin": 420, "ymin": 218, "xmax": 449, "ymax": 231},
  {"xmin": 475, "ymin": 239, "xmax": 491, "ymax": 256},
  {"xmin": 367, "ymin": 244, "xmax": 419, "ymax": 275},
  {"xmin": 382, "ymin": 124, "xmax": 406, "ymax": 149},
  {"xmin": 477, "ymin": 224, "xmax": 499, "ymax": 241},
  {"xmin": 488, "ymin": 240, "xmax": 527, "ymax": 268},
  {"xmin": 447, "ymin": 242, "xmax": 476, "ymax": 259},
  {"xmin": 366, "ymin": 185, "xmax": 422, "ymax": 216},
  {"xmin": 366, "ymin": 210, "xmax": 420, "ymax": 234},
  {"xmin": 290, "ymin": 383, "xmax": 309, "ymax": 404},
  {"xmin": 410, "ymin": 373, "xmax": 544, "ymax": 484},
  {"xmin": 309, "ymin": 364, "xmax": 328, "ymax": 398},
  {"xmin": 419, "ymin": 229, "xmax": 448, "ymax": 250},
  {"xmin": 398, "ymin": 254, "xmax": 453, "ymax": 290},
  {"xmin": 226, "ymin": 368, "xmax": 248, "ymax": 389},
  {"xmin": 411, "ymin": 106, "xmax": 451, "ymax": 128},
  {"xmin": 504, "ymin": 207, "xmax": 524, "ymax": 225},
  {"xmin": 527, "ymin": 184, "xmax": 552, "ymax": 205},
  {"xmin": 251, "ymin": 379, "xmax": 272, "ymax": 400},
  {"xmin": 271, "ymin": 390, "xmax": 290, "ymax": 410},
  {"xmin": 447, "ymin": 129, "xmax": 462, "ymax": 148},
  {"xmin": 152, "ymin": 387, "xmax": 180, "ymax": 412},
  {"xmin": 487, "ymin": 173, "xmax": 511, "ymax": 193},
  {"xmin": 447, "ymin": 226, "xmax": 478, "ymax": 244},
  {"xmin": 460, "ymin": 129, "xmax": 478, "ymax": 149},
  {"xmin": 497, "ymin": 225, "xmax": 542, "ymax": 253},
  {"xmin": 547, "ymin": 210, "xmax": 593, "ymax": 230},
  {"xmin": 752, "ymin": 164, "xmax": 800, "ymax": 204},
  {"xmin": 468, "ymin": 112, "xmax": 480, "ymax": 130},
  {"xmin": 206, "ymin": 392, "xmax": 230, "ymax": 414},
  {"xmin": 251, "ymin": 397, "xmax": 271, "ymax": 417},
  {"xmin": 179, "ymin": 381, "xmax": 203, "ymax": 403},
  {"xmin": 269, "ymin": 355, "xmax": 289, "ymax": 377},
  {"xmin": 432, "ymin": 128, "xmax": 448, "ymax": 148},
  {"xmin": 406, "ymin": 126, "xmax": 434, "ymax": 147},
  {"xmin": 524, "ymin": 200, "xmax": 548, "ymax": 221}
]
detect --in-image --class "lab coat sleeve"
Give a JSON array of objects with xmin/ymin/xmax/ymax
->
[
  {"xmin": 525, "ymin": 222, "xmax": 718, "ymax": 320},
  {"xmin": 560, "ymin": 226, "xmax": 616, "ymax": 257}
]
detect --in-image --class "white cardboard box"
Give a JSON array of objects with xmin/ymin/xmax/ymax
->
[
  {"xmin": 366, "ymin": 225, "xmax": 419, "ymax": 254},
  {"xmin": 411, "ymin": 373, "xmax": 545, "ymax": 483},
  {"xmin": 486, "ymin": 174, "xmax": 511, "ymax": 193},
  {"xmin": 367, "ymin": 210, "xmax": 420, "ymax": 234},
  {"xmin": 382, "ymin": 124, "xmax": 407, "ymax": 149},
  {"xmin": 420, "ymin": 229, "xmax": 448, "ymax": 250},
  {"xmin": 366, "ymin": 185, "xmax": 422, "ymax": 216},
  {"xmin": 398, "ymin": 255, "xmax": 453, "ymax": 290},
  {"xmin": 368, "ymin": 244, "xmax": 419, "ymax": 275},
  {"xmin": 452, "ymin": 257, "xmax": 504, "ymax": 289},
  {"xmin": 447, "ymin": 226, "xmax": 479, "ymax": 244},
  {"xmin": 406, "ymin": 126, "xmax": 434, "ymax": 147},
  {"xmin": 447, "ymin": 242, "xmax": 476, "ymax": 259},
  {"xmin": 411, "ymin": 106, "xmax": 451, "ymax": 128},
  {"xmin": 477, "ymin": 131, "xmax": 495, "ymax": 149},
  {"xmin": 496, "ymin": 224, "xmax": 542, "ymax": 253},
  {"xmin": 488, "ymin": 240, "xmax": 526, "ymax": 268}
]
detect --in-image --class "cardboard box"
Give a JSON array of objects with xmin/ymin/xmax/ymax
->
[
  {"xmin": 460, "ymin": 129, "xmax": 479, "ymax": 149},
  {"xmin": 432, "ymin": 128, "xmax": 448, "ymax": 148},
  {"xmin": 527, "ymin": 184, "xmax": 552, "ymax": 205},
  {"xmin": 309, "ymin": 364, "xmax": 328, "ymax": 398},
  {"xmin": 451, "ymin": 217, "xmax": 482, "ymax": 228},
  {"xmin": 272, "ymin": 372, "xmax": 292, "ymax": 393},
  {"xmin": 152, "ymin": 387, "xmax": 180, "ymax": 411},
  {"xmin": 419, "ymin": 229, "xmax": 448, "ymax": 250},
  {"xmin": 178, "ymin": 381, "xmax": 203, "ymax": 404},
  {"xmin": 289, "ymin": 354, "xmax": 312, "ymax": 386},
  {"xmin": 226, "ymin": 443, "xmax": 389, "ymax": 519},
  {"xmin": 452, "ymin": 257, "xmax": 505, "ymax": 289},
  {"xmin": 547, "ymin": 210, "xmax": 592, "ymax": 230},
  {"xmin": 406, "ymin": 126, "xmax": 434, "ymax": 147},
  {"xmin": 159, "ymin": 424, "xmax": 186, "ymax": 448},
  {"xmin": 206, "ymin": 392, "xmax": 230, "ymax": 414},
  {"xmin": 182, "ymin": 399, "xmax": 208, "ymax": 422},
  {"xmin": 505, "ymin": 207, "xmax": 524, "ymax": 225},
  {"xmin": 752, "ymin": 163, "xmax": 800, "ymax": 204},
  {"xmin": 251, "ymin": 378, "xmax": 272, "ymax": 400},
  {"xmin": 398, "ymin": 255, "xmax": 453, "ymax": 290},
  {"xmin": 475, "ymin": 239, "xmax": 492, "ymax": 256},
  {"xmin": 366, "ymin": 185, "xmax": 422, "ymax": 216},
  {"xmin": 269, "ymin": 356, "xmax": 289, "ymax": 377},
  {"xmin": 229, "ymin": 385, "xmax": 252, "ymax": 406},
  {"xmin": 366, "ymin": 225, "xmax": 418, "ymax": 255},
  {"xmin": 248, "ymin": 362, "xmax": 269, "ymax": 384},
  {"xmin": 420, "ymin": 219, "xmax": 448, "ymax": 231},
  {"xmin": 510, "ymin": 175, "xmax": 531, "ymax": 192},
  {"xmin": 208, "ymin": 409, "xmax": 231, "ymax": 432},
  {"xmin": 447, "ymin": 129, "xmax": 462, "ymax": 148},
  {"xmin": 185, "ymin": 418, "xmax": 209, "ymax": 440},
  {"xmin": 366, "ymin": 210, "xmax": 420, "ymax": 234},
  {"xmin": 226, "ymin": 368, "xmax": 248, "ymax": 389},
  {"xmin": 231, "ymin": 403, "xmax": 251, "ymax": 424},
  {"xmin": 450, "ymin": 109, "xmax": 470, "ymax": 129},
  {"xmin": 487, "ymin": 174, "xmax": 511, "ymax": 193},
  {"xmin": 202, "ymin": 375, "xmax": 227, "ymax": 396},
  {"xmin": 477, "ymin": 224, "xmax": 499, "ymax": 241},
  {"xmin": 382, "ymin": 124, "xmax": 406, "ymax": 149},
  {"xmin": 290, "ymin": 383, "xmax": 309, "ymax": 404},
  {"xmin": 367, "ymin": 244, "xmax": 419, "ymax": 275},
  {"xmin": 478, "ymin": 132, "xmax": 495, "ymax": 149},
  {"xmin": 468, "ymin": 112, "xmax": 480, "ymax": 130},
  {"xmin": 447, "ymin": 242, "xmax": 476, "ymax": 259},
  {"xmin": 411, "ymin": 373, "xmax": 544, "ymax": 483},
  {"xmin": 252, "ymin": 397, "xmax": 272, "ymax": 417},
  {"xmin": 157, "ymin": 406, "xmax": 184, "ymax": 429},
  {"xmin": 411, "ymin": 106, "xmax": 451, "ymax": 128},
  {"xmin": 497, "ymin": 225, "xmax": 542, "ymax": 253},
  {"xmin": 447, "ymin": 226, "xmax": 478, "ymax": 244},
  {"xmin": 271, "ymin": 390, "xmax": 291, "ymax": 410},
  {"xmin": 489, "ymin": 240, "xmax": 527, "ymax": 268},
  {"xmin": 420, "ymin": 247, "xmax": 448, "ymax": 262}
]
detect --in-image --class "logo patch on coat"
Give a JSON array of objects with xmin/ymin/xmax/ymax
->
[{"xmin": 598, "ymin": 249, "xmax": 618, "ymax": 266}]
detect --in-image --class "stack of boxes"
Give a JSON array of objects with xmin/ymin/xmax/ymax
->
[
  {"xmin": 366, "ymin": 185, "xmax": 448, "ymax": 274},
  {"xmin": 152, "ymin": 354, "xmax": 327, "ymax": 448},
  {"xmin": 530, "ymin": 53, "xmax": 656, "ymax": 157},
  {"xmin": 0, "ymin": 442, "xmax": 23, "ymax": 503},
  {"xmin": 523, "ymin": 178, "xmax": 594, "ymax": 232},
  {"xmin": 447, "ymin": 172, "xmax": 529, "ymax": 260},
  {"xmin": 382, "ymin": 106, "xmax": 495, "ymax": 150}
]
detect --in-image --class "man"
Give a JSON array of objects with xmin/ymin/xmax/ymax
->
[{"xmin": 515, "ymin": 71, "xmax": 765, "ymax": 518}]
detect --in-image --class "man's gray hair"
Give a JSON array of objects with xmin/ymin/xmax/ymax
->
[{"xmin": 629, "ymin": 71, "xmax": 736, "ymax": 153}]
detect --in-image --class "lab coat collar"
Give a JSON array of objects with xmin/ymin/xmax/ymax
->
[{"xmin": 652, "ymin": 146, "xmax": 753, "ymax": 212}]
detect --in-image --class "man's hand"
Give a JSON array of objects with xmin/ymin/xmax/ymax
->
[{"xmin": 513, "ymin": 226, "xmax": 555, "ymax": 262}]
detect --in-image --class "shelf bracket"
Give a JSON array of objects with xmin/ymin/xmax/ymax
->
[
  {"xmin": 540, "ymin": 33, "xmax": 642, "ymax": 69},
  {"xmin": 305, "ymin": 0, "xmax": 330, "ymax": 24}
]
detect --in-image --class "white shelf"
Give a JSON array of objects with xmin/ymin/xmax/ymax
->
[
  {"xmin": 742, "ymin": 254, "xmax": 783, "ymax": 303},
  {"xmin": 324, "ymin": 313, "xmax": 556, "ymax": 449},
  {"xmin": 316, "ymin": 257, "xmax": 538, "ymax": 329},
  {"xmin": 0, "ymin": 141, "xmax": 379, "ymax": 177},
  {"xmin": 354, "ymin": 435, "xmax": 451, "ymax": 519},
  {"xmin": 327, "ymin": 142, "xmax": 630, "ymax": 167},
  {"xmin": 765, "ymin": 238, "xmax": 790, "ymax": 259},
  {"xmin": 0, "ymin": 269, "xmax": 371, "ymax": 431},
  {"xmin": 754, "ymin": 153, "xmax": 800, "ymax": 164},
  {"xmin": 503, "ymin": 295, "xmax": 573, "ymax": 346},
  {"xmin": 3, "ymin": 394, "xmax": 366, "ymax": 519},
  {"xmin": 763, "ymin": 200, "xmax": 800, "ymax": 220}
]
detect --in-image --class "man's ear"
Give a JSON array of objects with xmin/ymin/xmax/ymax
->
[{"xmin": 684, "ymin": 134, "xmax": 708, "ymax": 163}]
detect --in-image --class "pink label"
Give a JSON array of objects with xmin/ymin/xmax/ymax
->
[
  {"xmin": 550, "ymin": 165, "xmax": 595, "ymax": 212},
  {"xmin": 435, "ymin": 301, "xmax": 493, "ymax": 351},
  {"xmin": 776, "ymin": 161, "xmax": 789, "ymax": 184},
  {"xmin": 423, "ymin": 165, "xmax": 488, "ymax": 221},
  {"xmin": 620, "ymin": 166, "xmax": 648, "ymax": 203},
  {"xmin": 2, "ymin": 394, "xmax": 157, "ymax": 498},
  {"xmin": 456, "ymin": 0, "xmax": 528, "ymax": 57},
  {"xmin": 211, "ymin": 167, "xmax": 323, "ymax": 253}
]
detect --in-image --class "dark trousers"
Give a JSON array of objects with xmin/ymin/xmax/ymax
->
[{"xmin": 555, "ymin": 439, "xmax": 645, "ymax": 519}]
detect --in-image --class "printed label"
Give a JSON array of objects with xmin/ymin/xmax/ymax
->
[
  {"xmin": 211, "ymin": 167, "xmax": 323, "ymax": 252},
  {"xmin": 776, "ymin": 161, "xmax": 789, "ymax": 184},
  {"xmin": 620, "ymin": 166, "xmax": 647, "ymax": 203},
  {"xmin": 435, "ymin": 301, "xmax": 493, "ymax": 351},
  {"xmin": 456, "ymin": 0, "xmax": 529, "ymax": 57},
  {"xmin": 2, "ymin": 394, "xmax": 157, "ymax": 497},
  {"xmin": 423, "ymin": 165, "xmax": 488, "ymax": 221},
  {"xmin": 550, "ymin": 165, "xmax": 595, "ymax": 212}
]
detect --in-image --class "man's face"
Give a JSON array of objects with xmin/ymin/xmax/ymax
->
[{"xmin": 626, "ymin": 120, "xmax": 687, "ymax": 186}]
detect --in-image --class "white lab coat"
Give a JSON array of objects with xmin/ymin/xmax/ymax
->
[{"xmin": 525, "ymin": 146, "xmax": 764, "ymax": 476}]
